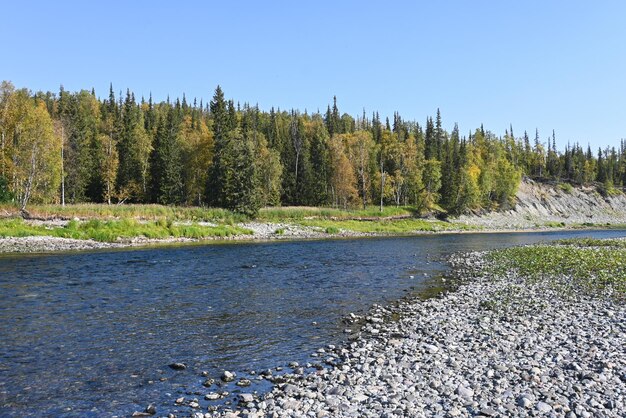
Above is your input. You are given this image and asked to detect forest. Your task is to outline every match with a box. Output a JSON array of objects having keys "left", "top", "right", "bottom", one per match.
[{"left": 1, "top": 80, "right": 625, "bottom": 216}]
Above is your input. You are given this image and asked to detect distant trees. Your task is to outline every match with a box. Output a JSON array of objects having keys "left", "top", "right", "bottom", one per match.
[{"left": 1, "top": 79, "right": 624, "bottom": 215}]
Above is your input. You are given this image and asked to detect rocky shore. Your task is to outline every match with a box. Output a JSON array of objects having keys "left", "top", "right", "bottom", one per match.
[
  {"left": 0, "top": 220, "right": 621, "bottom": 254},
  {"left": 170, "top": 250, "right": 625, "bottom": 418},
  {"left": 2, "top": 179, "right": 625, "bottom": 254},
  {"left": 0, "top": 221, "right": 375, "bottom": 253},
  {"left": 0, "top": 236, "right": 121, "bottom": 253}
]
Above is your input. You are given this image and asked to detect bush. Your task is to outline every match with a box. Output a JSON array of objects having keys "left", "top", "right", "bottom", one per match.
[
  {"left": 325, "top": 226, "right": 340, "bottom": 234},
  {"left": 558, "top": 183, "right": 573, "bottom": 194}
]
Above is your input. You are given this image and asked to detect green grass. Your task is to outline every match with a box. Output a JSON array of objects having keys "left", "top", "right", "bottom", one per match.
[
  {"left": 0, "top": 203, "right": 247, "bottom": 224},
  {"left": 257, "top": 205, "right": 417, "bottom": 221},
  {"left": 0, "top": 218, "right": 252, "bottom": 242},
  {"left": 298, "top": 218, "right": 472, "bottom": 234},
  {"left": 556, "top": 237, "right": 626, "bottom": 248},
  {"left": 486, "top": 240, "right": 626, "bottom": 299},
  {"left": 258, "top": 205, "right": 467, "bottom": 235},
  {"left": 4, "top": 203, "right": 428, "bottom": 225},
  {"left": 0, "top": 219, "right": 50, "bottom": 238}
]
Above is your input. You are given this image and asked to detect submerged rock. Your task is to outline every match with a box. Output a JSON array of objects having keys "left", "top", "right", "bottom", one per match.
[{"left": 168, "top": 362, "right": 187, "bottom": 371}]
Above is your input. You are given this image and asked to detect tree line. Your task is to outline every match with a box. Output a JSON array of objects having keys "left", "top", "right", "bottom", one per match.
[{"left": 1, "top": 80, "right": 625, "bottom": 215}]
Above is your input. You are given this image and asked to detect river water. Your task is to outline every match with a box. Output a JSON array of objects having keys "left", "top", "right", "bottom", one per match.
[{"left": 1, "top": 229, "right": 625, "bottom": 417}]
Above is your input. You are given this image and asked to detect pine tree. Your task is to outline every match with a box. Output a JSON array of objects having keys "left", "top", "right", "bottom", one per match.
[
  {"left": 434, "top": 109, "right": 443, "bottom": 161},
  {"left": 424, "top": 117, "right": 435, "bottom": 160},
  {"left": 219, "top": 128, "right": 261, "bottom": 216},
  {"left": 207, "top": 85, "right": 229, "bottom": 206},
  {"left": 307, "top": 117, "right": 331, "bottom": 205},
  {"left": 59, "top": 90, "right": 101, "bottom": 203},
  {"left": 150, "top": 106, "right": 183, "bottom": 204}
]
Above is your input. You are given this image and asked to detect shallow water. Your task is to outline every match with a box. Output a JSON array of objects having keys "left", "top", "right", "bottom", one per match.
[{"left": 1, "top": 229, "right": 625, "bottom": 417}]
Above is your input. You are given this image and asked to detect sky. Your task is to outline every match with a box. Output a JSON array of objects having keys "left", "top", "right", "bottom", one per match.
[{"left": 2, "top": 0, "right": 625, "bottom": 149}]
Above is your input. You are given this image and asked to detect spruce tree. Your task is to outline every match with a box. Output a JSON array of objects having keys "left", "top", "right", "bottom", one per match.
[
  {"left": 207, "top": 86, "right": 229, "bottom": 206},
  {"left": 219, "top": 128, "right": 261, "bottom": 216},
  {"left": 150, "top": 106, "right": 183, "bottom": 204}
]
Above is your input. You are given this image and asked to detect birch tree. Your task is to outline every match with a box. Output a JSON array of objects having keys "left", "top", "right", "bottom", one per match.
[{"left": 13, "top": 101, "right": 61, "bottom": 210}]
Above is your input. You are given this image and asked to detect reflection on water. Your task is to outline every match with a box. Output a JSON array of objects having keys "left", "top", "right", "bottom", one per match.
[{"left": 1, "top": 229, "right": 625, "bottom": 416}]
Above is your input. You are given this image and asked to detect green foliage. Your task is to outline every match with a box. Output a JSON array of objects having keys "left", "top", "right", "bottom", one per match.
[
  {"left": 0, "top": 218, "right": 251, "bottom": 242},
  {"left": 421, "top": 159, "right": 442, "bottom": 210},
  {"left": 486, "top": 242, "right": 626, "bottom": 299},
  {"left": 207, "top": 85, "right": 229, "bottom": 206},
  {"left": 298, "top": 218, "right": 473, "bottom": 234},
  {"left": 3, "top": 80, "right": 624, "bottom": 217},
  {"left": 218, "top": 129, "right": 261, "bottom": 216},
  {"left": 0, "top": 203, "right": 247, "bottom": 223},
  {"left": 558, "top": 182, "right": 574, "bottom": 194},
  {"left": 257, "top": 205, "right": 414, "bottom": 221},
  {"left": 150, "top": 106, "right": 184, "bottom": 204},
  {"left": 0, "top": 175, "right": 12, "bottom": 202},
  {"left": 556, "top": 238, "right": 626, "bottom": 248},
  {"left": 493, "top": 157, "right": 522, "bottom": 207}
]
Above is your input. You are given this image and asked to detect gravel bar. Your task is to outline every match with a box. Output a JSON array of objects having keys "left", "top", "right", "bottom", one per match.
[
  {"left": 0, "top": 236, "right": 120, "bottom": 253},
  {"left": 180, "top": 251, "right": 626, "bottom": 418}
]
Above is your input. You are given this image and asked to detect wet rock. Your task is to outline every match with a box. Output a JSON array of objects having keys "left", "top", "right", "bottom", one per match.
[
  {"left": 221, "top": 370, "right": 235, "bottom": 382},
  {"left": 185, "top": 248, "right": 626, "bottom": 418},
  {"left": 239, "top": 393, "right": 254, "bottom": 403},
  {"left": 168, "top": 362, "right": 187, "bottom": 370}
]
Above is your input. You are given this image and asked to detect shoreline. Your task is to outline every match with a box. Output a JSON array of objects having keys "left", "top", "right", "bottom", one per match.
[
  {"left": 192, "top": 246, "right": 625, "bottom": 418},
  {"left": 1, "top": 222, "right": 625, "bottom": 254}
]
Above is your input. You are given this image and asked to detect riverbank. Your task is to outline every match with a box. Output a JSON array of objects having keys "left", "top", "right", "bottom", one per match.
[
  {"left": 190, "top": 238, "right": 626, "bottom": 418},
  {"left": 0, "top": 219, "right": 624, "bottom": 254},
  {"left": 2, "top": 177, "right": 626, "bottom": 253}
]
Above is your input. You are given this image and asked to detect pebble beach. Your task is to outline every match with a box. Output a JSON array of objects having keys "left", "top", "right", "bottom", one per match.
[{"left": 189, "top": 250, "right": 626, "bottom": 418}]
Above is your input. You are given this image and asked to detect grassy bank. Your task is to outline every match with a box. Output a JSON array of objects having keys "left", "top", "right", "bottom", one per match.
[
  {"left": 0, "top": 203, "right": 462, "bottom": 237},
  {"left": 0, "top": 203, "right": 247, "bottom": 224},
  {"left": 1, "top": 203, "right": 419, "bottom": 223},
  {"left": 485, "top": 238, "right": 626, "bottom": 300},
  {"left": 257, "top": 205, "right": 417, "bottom": 221},
  {"left": 0, "top": 218, "right": 252, "bottom": 242},
  {"left": 298, "top": 218, "right": 473, "bottom": 234},
  {"left": 1, "top": 203, "right": 623, "bottom": 242}
]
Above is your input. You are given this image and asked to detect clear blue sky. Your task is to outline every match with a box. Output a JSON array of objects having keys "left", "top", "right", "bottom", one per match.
[{"left": 3, "top": 0, "right": 625, "bottom": 149}]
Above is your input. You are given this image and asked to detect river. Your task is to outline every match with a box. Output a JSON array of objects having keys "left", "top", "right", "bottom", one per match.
[{"left": 1, "top": 229, "right": 625, "bottom": 417}]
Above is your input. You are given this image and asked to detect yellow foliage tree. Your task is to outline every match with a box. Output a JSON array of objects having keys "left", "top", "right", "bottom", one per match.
[
  {"left": 13, "top": 101, "right": 61, "bottom": 210},
  {"left": 329, "top": 135, "right": 358, "bottom": 208}
]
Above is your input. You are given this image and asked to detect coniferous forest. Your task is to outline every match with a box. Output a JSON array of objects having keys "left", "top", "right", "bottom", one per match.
[{"left": 1, "top": 80, "right": 625, "bottom": 216}]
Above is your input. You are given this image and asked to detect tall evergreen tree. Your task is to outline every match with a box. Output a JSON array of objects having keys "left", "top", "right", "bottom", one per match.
[
  {"left": 206, "top": 86, "right": 229, "bottom": 205},
  {"left": 150, "top": 105, "right": 183, "bottom": 204}
]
